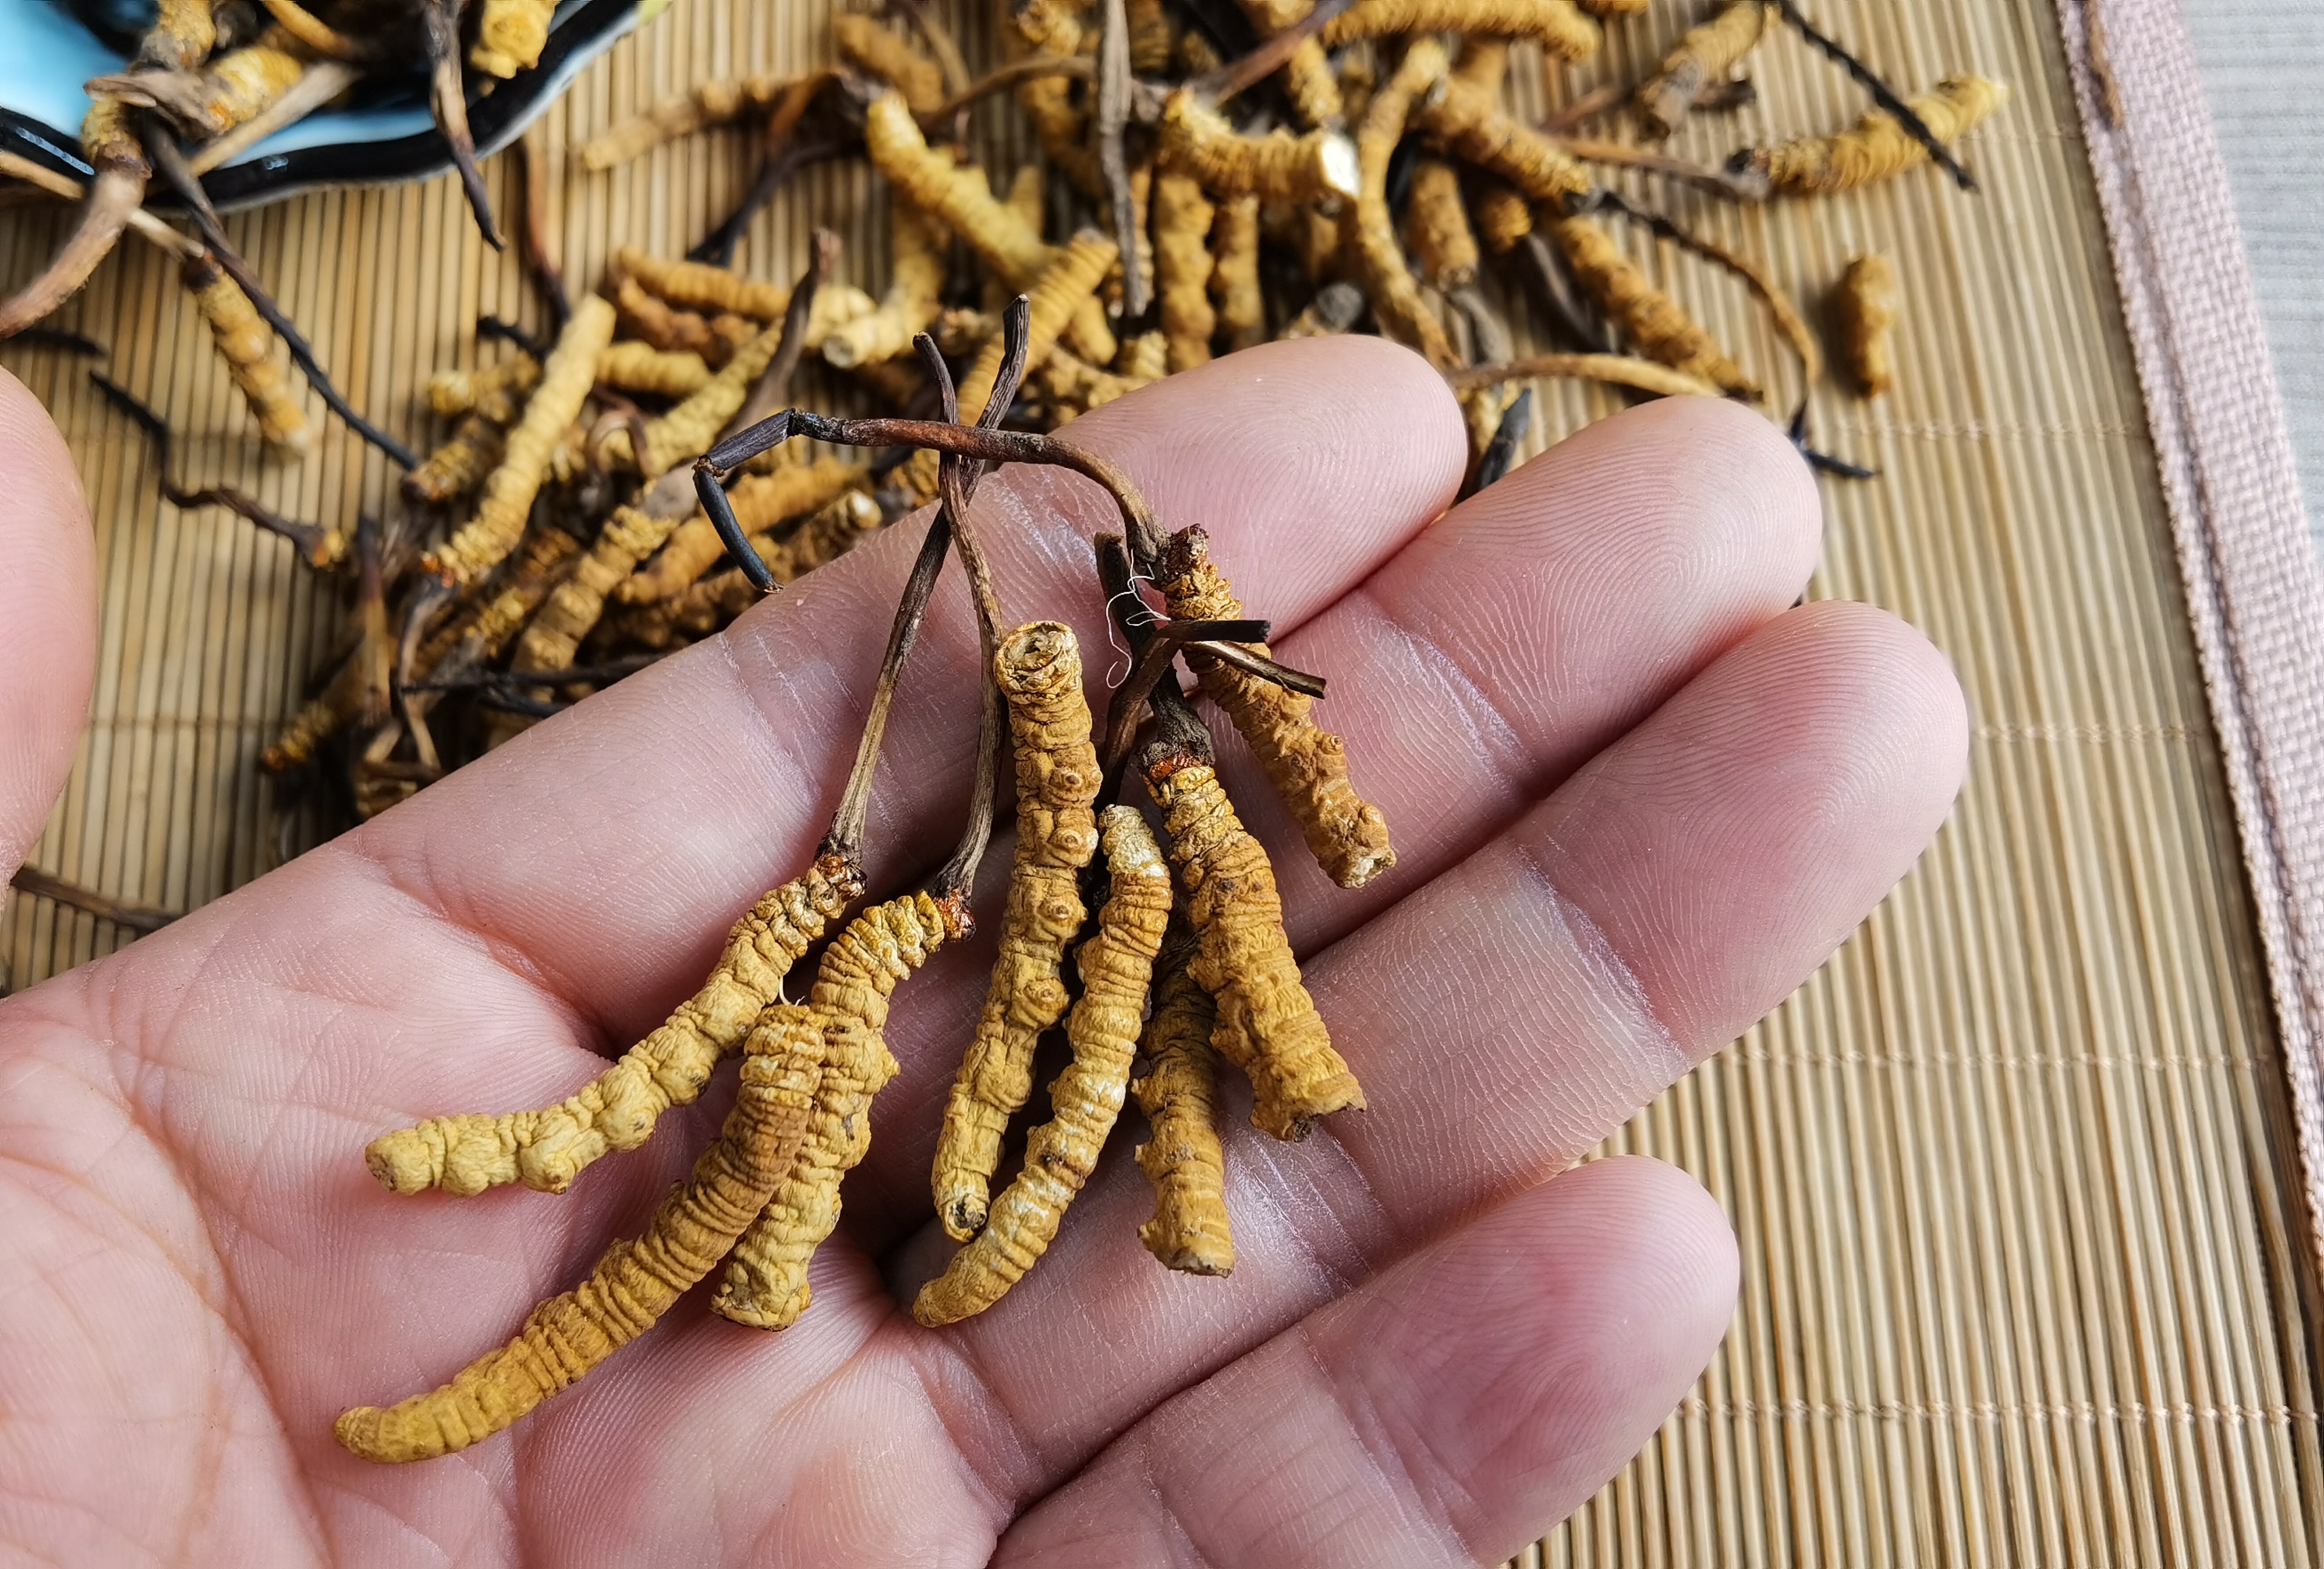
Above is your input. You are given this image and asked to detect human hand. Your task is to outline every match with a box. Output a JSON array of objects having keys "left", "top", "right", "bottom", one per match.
[{"left": 0, "top": 342, "right": 1964, "bottom": 1566}]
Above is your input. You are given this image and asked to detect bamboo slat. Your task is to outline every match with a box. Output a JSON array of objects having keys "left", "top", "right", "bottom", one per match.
[{"left": 0, "top": 0, "right": 2313, "bottom": 1559}]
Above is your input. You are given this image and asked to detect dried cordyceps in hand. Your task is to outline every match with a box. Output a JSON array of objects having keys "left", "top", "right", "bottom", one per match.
[
  {"left": 713, "top": 889, "right": 967, "bottom": 1326},
  {"left": 1146, "top": 746, "right": 1363, "bottom": 1140},
  {"left": 364, "top": 858, "right": 862, "bottom": 1196},
  {"left": 1158, "top": 526, "right": 1395, "bottom": 888},
  {"left": 1730, "top": 76, "right": 2009, "bottom": 197},
  {"left": 915, "top": 803, "right": 1173, "bottom": 1324},
  {"left": 1132, "top": 913, "right": 1235, "bottom": 1275},
  {"left": 933, "top": 621, "right": 1104, "bottom": 1241},
  {"left": 1635, "top": 1, "right": 1774, "bottom": 138},
  {"left": 335, "top": 1002, "right": 826, "bottom": 1461},
  {"left": 1839, "top": 252, "right": 1899, "bottom": 397}
]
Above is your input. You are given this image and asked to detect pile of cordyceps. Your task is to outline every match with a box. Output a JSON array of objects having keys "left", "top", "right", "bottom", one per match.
[
  {"left": 10, "top": 1, "right": 2003, "bottom": 837},
  {"left": 334, "top": 300, "right": 1382, "bottom": 1460}
]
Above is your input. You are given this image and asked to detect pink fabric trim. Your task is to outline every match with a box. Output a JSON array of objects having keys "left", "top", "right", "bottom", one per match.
[{"left": 2063, "top": 0, "right": 2324, "bottom": 1257}]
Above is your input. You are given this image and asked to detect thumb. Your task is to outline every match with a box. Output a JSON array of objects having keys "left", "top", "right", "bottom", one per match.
[{"left": 0, "top": 369, "right": 96, "bottom": 886}]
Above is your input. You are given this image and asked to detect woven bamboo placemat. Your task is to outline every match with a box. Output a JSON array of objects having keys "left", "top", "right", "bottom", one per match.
[{"left": 2, "top": 0, "right": 2317, "bottom": 1559}]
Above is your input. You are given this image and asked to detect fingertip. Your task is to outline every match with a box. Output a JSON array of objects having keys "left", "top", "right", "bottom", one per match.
[
  {"left": 1525, "top": 594, "right": 1972, "bottom": 1055},
  {"left": 1754, "top": 599, "right": 1973, "bottom": 834},
  {"left": 1538, "top": 1155, "right": 1740, "bottom": 1380},
  {"left": 1503, "top": 395, "right": 1820, "bottom": 590},
  {"left": 1302, "top": 1154, "right": 1739, "bottom": 1561},
  {"left": 0, "top": 367, "right": 95, "bottom": 875},
  {"left": 1061, "top": 335, "right": 1468, "bottom": 613}
]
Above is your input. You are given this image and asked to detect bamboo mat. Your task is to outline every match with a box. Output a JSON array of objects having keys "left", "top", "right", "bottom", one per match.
[{"left": 2, "top": 0, "right": 2319, "bottom": 1560}]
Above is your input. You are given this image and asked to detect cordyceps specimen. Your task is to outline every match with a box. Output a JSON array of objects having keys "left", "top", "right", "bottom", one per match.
[
  {"left": 932, "top": 619, "right": 1105, "bottom": 1243},
  {"left": 335, "top": 1001, "right": 830, "bottom": 1462},
  {"left": 1131, "top": 913, "right": 1235, "bottom": 1275},
  {"left": 341, "top": 296, "right": 1396, "bottom": 1442},
  {"left": 915, "top": 801, "right": 1173, "bottom": 1326},
  {"left": 1155, "top": 525, "right": 1393, "bottom": 888}
]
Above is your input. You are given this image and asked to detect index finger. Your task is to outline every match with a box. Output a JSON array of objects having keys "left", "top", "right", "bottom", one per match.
[{"left": 0, "top": 369, "right": 96, "bottom": 879}]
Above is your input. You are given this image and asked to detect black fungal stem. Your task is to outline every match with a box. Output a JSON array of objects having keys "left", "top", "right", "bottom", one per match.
[{"left": 143, "top": 126, "right": 419, "bottom": 468}]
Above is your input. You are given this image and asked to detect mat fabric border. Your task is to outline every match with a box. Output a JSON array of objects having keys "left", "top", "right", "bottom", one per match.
[{"left": 2064, "top": 0, "right": 2324, "bottom": 1264}]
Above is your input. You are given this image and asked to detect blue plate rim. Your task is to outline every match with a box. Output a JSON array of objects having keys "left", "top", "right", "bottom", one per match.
[{"left": 2, "top": 0, "right": 641, "bottom": 211}]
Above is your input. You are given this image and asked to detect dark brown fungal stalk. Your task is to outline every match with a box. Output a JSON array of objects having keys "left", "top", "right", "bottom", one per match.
[
  {"left": 1541, "top": 75, "right": 1755, "bottom": 134},
  {"left": 89, "top": 373, "right": 346, "bottom": 567},
  {"left": 1462, "top": 384, "right": 1531, "bottom": 497},
  {"left": 425, "top": 0, "right": 503, "bottom": 249},
  {"left": 729, "top": 228, "right": 841, "bottom": 438},
  {"left": 519, "top": 127, "right": 570, "bottom": 332},
  {"left": 404, "top": 654, "right": 667, "bottom": 694},
  {"left": 1513, "top": 232, "right": 1613, "bottom": 355},
  {"left": 1187, "top": 0, "right": 1354, "bottom": 107},
  {"left": 0, "top": 117, "right": 146, "bottom": 337},
  {"left": 696, "top": 291, "right": 1169, "bottom": 598},
  {"left": 143, "top": 128, "right": 419, "bottom": 468},
  {"left": 920, "top": 299, "right": 1034, "bottom": 901},
  {"left": 1548, "top": 135, "right": 1763, "bottom": 200},
  {"left": 7, "top": 327, "right": 108, "bottom": 357},
  {"left": 8, "top": 865, "right": 180, "bottom": 935},
  {"left": 688, "top": 73, "right": 846, "bottom": 266},
  {"left": 1095, "top": 0, "right": 1147, "bottom": 318}
]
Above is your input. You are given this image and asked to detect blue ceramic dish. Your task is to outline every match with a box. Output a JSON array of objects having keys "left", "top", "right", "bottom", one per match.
[{"left": 0, "top": 0, "right": 647, "bottom": 210}]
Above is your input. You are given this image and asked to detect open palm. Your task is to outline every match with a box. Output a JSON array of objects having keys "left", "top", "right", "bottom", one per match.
[{"left": 0, "top": 341, "right": 1963, "bottom": 1567}]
